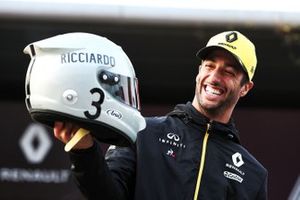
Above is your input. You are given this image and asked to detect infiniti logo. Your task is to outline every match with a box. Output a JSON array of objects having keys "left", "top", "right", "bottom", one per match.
[
  {"left": 159, "top": 132, "right": 186, "bottom": 148},
  {"left": 106, "top": 109, "right": 122, "bottom": 119},
  {"left": 167, "top": 132, "right": 180, "bottom": 142}
]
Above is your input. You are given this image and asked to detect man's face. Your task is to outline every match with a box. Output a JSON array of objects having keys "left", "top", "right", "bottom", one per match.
[{"left": 195, "top": 49, "right": 252, "bottom": 115}]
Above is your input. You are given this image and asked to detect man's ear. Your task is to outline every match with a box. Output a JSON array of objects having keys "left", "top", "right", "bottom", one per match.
[{"left": 240, "top": 81, "right": 254, "bottom": 97}]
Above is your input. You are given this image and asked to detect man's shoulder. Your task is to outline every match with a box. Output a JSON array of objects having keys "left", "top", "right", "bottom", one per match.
[
  {"left": 138, "top": 115, "right": 181, "bottom": 138},
  {"left": 234, "top": 144, "right": 268, "bottom": 175},
  {"left": 145, "top": 116, "right": 167, "bottom": 124},
  {"left": 144, "top": 115, "right": 182, "bottom": 128}
]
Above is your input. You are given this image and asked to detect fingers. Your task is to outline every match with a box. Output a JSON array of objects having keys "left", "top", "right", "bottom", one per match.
[
  {"left": 61, "top": 123, "right": 72, "bottom": 142},
  {"left": 53, "top": 121, "right": 94, "bottom": 149},
  {"left": 53, "top": 121, "right": 79, "bottom": 143},
  {"left": 53, "top": 121, "right": 63, "bottom": 138}
]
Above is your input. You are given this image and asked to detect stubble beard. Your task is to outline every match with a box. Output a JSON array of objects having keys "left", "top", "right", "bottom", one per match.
[{"left": 196, "top": 87, "right": 237, "bottom": 118}]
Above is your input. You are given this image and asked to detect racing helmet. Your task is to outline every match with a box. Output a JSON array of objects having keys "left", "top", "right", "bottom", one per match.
[{"left": 24, "top": 32, "right": 146, "bottom": 146}]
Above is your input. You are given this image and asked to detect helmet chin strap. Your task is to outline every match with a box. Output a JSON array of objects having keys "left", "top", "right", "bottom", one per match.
[{"left": 64, "top": 128, "right": 90, "bottom": 152}]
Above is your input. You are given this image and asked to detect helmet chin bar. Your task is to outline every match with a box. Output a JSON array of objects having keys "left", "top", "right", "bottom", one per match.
[{"left": 30, "top": 109, "right": 133, "bottom": 147}]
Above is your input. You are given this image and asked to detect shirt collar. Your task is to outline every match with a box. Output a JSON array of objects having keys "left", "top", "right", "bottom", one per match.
[{"left": 168, "top": 102, "right": 241, "bottom": 143}]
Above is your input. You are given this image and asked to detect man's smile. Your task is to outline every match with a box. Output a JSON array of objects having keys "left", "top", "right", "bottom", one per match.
[{"left": 203, "top": 84, "right": 225, "bottom": 99}]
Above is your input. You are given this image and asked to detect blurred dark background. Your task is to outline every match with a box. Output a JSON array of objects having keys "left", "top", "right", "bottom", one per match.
[{"left": 0, "top": 2, "right": 300, "bottom": 199}]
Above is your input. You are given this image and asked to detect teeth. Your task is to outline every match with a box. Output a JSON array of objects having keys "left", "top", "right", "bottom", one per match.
[{"left": 206, "top": 86, "right": 221, "bottom": 95}]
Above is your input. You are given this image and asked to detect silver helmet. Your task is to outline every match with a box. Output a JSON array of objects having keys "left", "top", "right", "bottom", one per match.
[{"left": 24, "top": 32, "right": 146, "bottom": 146}]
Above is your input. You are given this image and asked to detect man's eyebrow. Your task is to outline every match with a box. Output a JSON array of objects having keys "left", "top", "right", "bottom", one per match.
[{"left": 224, "top": 62, "right": 243, "bottom": 73}]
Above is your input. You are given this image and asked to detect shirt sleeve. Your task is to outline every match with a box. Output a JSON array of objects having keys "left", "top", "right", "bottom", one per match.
[
  {"left": 256, "top": 171, "right": 268, "bottom": 200},
  {"left": 69, "top": 142, "right": 136, "bottom": 200}
]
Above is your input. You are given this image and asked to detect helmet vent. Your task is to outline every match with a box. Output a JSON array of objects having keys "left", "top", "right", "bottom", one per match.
[{"left": 29, "top": 44, "right": 36, "bottom": 56}]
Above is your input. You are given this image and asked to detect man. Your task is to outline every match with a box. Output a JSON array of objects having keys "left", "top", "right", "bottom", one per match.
[{"left": 54, "top": 31, "right": 268, "bottom": 199}]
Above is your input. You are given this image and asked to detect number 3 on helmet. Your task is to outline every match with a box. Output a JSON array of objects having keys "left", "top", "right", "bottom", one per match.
[{"left": 24, "top": 32, "right": 146, "bottom": 146}]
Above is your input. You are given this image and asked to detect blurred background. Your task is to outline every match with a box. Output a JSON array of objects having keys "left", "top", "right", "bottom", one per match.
[{"left": 0, "top": 0, "right": 299, "bottom": 199}]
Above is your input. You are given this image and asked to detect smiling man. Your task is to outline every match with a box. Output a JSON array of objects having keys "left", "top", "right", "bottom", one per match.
[
  {"left": 53, "top": 31, "right": 268, "bottom": 200},
  {"left": 193, "top": 49, "right": 254, "bottom": 123},
  {"left": 194, "top": 31, "right": 255, "bottom": 124}
]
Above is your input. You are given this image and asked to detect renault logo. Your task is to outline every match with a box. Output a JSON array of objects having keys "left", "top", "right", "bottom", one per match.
[
  {"left": 232, "top": 152, "right": 244, "bottom": 167},
  {"left": 226, "top": 32, "right": 238, "bottom": 43},
  {"left": 19, "top": 123, "right": 52, "bottom": 164}
]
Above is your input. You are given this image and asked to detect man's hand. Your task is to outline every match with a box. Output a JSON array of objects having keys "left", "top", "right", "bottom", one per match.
[{"left": 53, "top": 121, "right": 94, "bottom": 150}]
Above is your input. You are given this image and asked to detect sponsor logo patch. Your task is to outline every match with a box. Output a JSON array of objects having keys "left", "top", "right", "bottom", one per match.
[
  {"left": 224, "top": 171, "right": 243, "bottom": 183},
  {"left": 225, "top": 32, "right": 238, "bottom": 43},
  {"left": 232, "top": 152, "right": 244, "bottom": 167},
  {"left": 158, "top": 132, "right": 186, "bottom": 148},
  {"left": 223, "top": 152, "right": 246, "bottom": 183},
  {"left": 166, "top": 148, "right": 176, "bottom": 158},
  {"left": 106, "top": 109, "right": 123, "bottom": 119}
]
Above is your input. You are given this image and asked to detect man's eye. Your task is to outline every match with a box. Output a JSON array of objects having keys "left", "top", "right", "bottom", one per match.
[
  {"left": 225, "top": 70, "right": 235, "bottom": 76},
  {"left": 204, "top": 64, "right": 214, "bottom": 69}
]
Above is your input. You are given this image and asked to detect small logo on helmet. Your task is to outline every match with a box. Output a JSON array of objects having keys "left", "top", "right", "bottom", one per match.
[{"left": 106, "top": 109, "right": 123, "bottom": 119}]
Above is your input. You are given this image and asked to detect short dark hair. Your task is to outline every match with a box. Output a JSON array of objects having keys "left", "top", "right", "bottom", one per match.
[{"left": 240, "top": 71, "right": 249, "bottom": 86}]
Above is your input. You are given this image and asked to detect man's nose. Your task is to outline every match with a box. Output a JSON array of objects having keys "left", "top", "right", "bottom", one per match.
[{"left": 209, "top": 68, "right": 222, "bottom": 83}]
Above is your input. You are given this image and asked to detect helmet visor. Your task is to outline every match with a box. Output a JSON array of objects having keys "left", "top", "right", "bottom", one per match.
[{"left": 99, "top": 70, "right": 141, "bottom": 110}]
